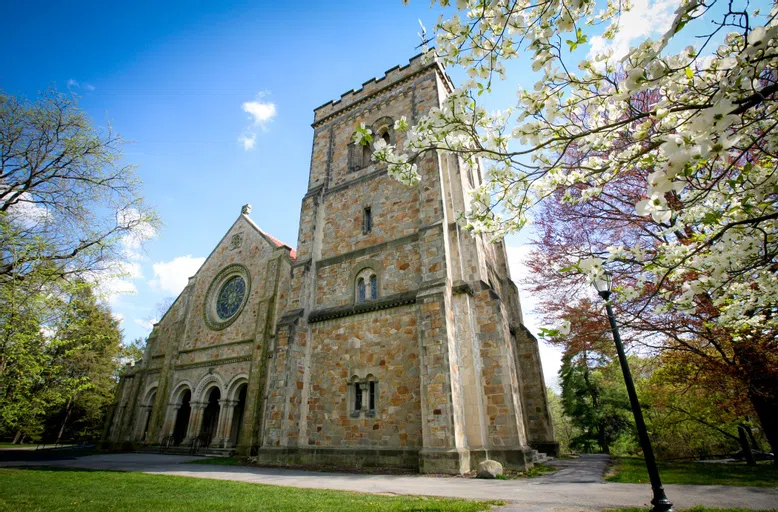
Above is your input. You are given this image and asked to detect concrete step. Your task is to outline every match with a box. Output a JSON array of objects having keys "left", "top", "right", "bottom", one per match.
[{"left": 134, "top": 445, "right": 235, "bottom": 457}]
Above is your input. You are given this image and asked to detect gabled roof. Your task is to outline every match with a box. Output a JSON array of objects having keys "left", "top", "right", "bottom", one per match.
[
  {"left": 241, "top": 214, "right": 297, "bottom": 260},
  {"left": 148, "top": 207, "right": 296, "bottom": 333}
]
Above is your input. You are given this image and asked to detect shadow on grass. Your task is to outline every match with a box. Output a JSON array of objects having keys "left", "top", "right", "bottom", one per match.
[
  {"left": 606, "top": 457, "right": 778, "bottom": 487},
  {"left": 0, "top": 466, "right": 502, "bottom": 512}
]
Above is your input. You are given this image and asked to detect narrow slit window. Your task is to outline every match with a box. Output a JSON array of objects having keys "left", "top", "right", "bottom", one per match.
[
  {"left": 369, "top": 381, "right": 376, "bottom": 411},
  {"left": 354, "top": 382, "right": 362, "bottom": 411},
  {"left": 363, "top": 207, "right": 372, "bottom": 234}
]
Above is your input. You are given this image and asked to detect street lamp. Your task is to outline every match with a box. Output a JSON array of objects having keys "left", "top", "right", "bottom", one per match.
[{"left": 594, "top": 271, "right": 673, "bottom": 512}]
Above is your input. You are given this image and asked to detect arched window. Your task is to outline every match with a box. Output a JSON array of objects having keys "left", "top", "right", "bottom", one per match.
[
  {"left": 357, "top": 277, "right": 366, "bottom": 303},
  {"left": 355, "top": 268, "right": 378, "bottom": 304},
  {"left": 369, "top": 275, "right": 377, "bottom": 301},
  {"left": 371, "top": 117, "right": 395, "bottom": 147}
]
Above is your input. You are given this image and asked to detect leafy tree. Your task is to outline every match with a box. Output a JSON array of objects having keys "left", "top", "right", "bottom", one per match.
[
  {"left": 0, "top": 268, "right": 68, "bottom": 441},
  {"left": 380, "top": 0, "right": 778, "bottom": 455},
  {"left": 119, "top": 337, "right": 146, "bottom": 366},
  {"left": 46, "top": 282, "right": 123, "bottom": 443},
  {"left": 0, "top": 89, "right": 158, "bottom": 284},
  {"left": 559, "top": 351, "right": 633, "bottom": 453},
  {"left": 546, "top": 387, "right": 578, "bottom": 455}
]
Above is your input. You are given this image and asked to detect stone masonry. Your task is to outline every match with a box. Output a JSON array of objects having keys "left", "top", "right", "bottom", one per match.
[{"left": 103, "top": 54, "right": 557, "bottom": 473}]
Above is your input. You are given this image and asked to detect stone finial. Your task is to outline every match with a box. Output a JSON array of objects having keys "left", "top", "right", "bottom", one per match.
[{"left": 241, "top": 204, "right": 252, "bottom": 215}]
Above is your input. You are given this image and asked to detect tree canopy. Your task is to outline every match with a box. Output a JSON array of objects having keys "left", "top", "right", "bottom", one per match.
[
  {"left": 0, "top": 90, "right": 158, "bottom": 285},
  {"left": 371, "top": 0, "right": 778, "bottom": 456}
]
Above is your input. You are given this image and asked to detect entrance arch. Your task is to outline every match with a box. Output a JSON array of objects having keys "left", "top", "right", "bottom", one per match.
[
  {"left": 172, "top": 389, "right": 191, "bottom": 446},
  {"left": 199, "top": 387, "right": 221, "bottom": 445},
  {"left": 230, "top": 384, "right": 248, "bottom": 446}
]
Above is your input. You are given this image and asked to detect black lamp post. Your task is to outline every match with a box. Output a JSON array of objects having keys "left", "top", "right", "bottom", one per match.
[{"left": 594, "top": 271, "right": 673, "bottom": 512}]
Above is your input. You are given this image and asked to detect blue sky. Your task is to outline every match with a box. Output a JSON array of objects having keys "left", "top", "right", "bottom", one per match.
[{"left": 3, "top": 0, "right": 700, "bottom": 387}]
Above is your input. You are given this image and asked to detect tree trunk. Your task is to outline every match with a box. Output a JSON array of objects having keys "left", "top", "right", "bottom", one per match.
[
  {"left": 738, "top": 425, "right": 756, "bottom": 466},
  {"left": 749, "top": 388, "right": 778, "bottom": 464},
  {"left": 56, "top": 399, "right": 73, "bottom": 446},
  {"left": 744, "top": 422, "right": 761, "bottom": 451},
  {"left": 12, "top": 429, "right": 22, "bottom": 444}
]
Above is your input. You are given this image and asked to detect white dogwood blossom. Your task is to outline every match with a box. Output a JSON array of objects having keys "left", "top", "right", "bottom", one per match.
[{"left": 375, "top": 0, "right": 778, "bottom": 333}]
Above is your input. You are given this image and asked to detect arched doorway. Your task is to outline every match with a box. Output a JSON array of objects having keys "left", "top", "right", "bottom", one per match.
[
  {"left": 199, "top": 387, "right": 221, "bottom": 445},
  {"left": 230, "top": 384, "right": 248, "bottom": 446},
  {"left": 172, "top": 390, "right": 191, "bottom": 446}
]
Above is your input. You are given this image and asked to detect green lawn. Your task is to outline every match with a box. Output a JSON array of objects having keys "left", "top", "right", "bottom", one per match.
[
  {"left": 606, "top": 457, "right": 778, "bottom": 487},
  {"left": 0, "top": 468, "right": 502, "bottom": 512}
]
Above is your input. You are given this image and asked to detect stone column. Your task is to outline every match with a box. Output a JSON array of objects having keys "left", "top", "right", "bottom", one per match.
[
  {"left": 184, "top": 402, "right": 205, "bottom": 445},
  {"left": 134, "top": 406, "right": 151, "bottom": 441},
  {"left": 215, "top": 400, "right": 238, "bottom": 448},
  {"left": 161, "top": 403, "right": 180, "bottom": 442}
]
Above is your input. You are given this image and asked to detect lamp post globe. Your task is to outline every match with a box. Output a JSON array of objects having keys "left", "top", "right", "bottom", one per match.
[{"left": 594, "top": 271, "right": 673, "bottom": 512}]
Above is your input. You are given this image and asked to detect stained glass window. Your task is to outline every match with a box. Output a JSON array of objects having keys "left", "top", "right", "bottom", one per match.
[
  {"left": 216, "top": 275, "right": 246, "bottom": 320},
  {"left": 369, "top": 275, "right": 377, "bottom": 300},
  {"left": 357, "top": 278, "right": 366, "bottom": 303}
]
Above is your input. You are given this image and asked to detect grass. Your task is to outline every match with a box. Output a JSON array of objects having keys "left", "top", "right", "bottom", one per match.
[
  {"left": 495, "top": 463, "right": 557, "bottom": 479},
  {"left": 608, "top": 508, "right": 777, "bottom": 512},
  {"left": 0, "top": 467, "right": 502, "bottom": 512},
  {"left": 606, "top": 457, "right": 778, "bottom": 487}
]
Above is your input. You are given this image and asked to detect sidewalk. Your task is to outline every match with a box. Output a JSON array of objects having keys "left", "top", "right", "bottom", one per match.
[{"left": 1, "top": 452, "right": 776, "bottom": 511}]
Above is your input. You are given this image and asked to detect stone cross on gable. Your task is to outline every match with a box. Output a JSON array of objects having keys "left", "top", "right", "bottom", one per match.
[{"left": 241, "top": 204, "right": 252, "bottom": 215}]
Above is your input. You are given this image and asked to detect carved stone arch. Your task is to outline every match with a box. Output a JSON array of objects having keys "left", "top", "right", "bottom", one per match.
[
  {"left": 170, "top": 381, "right": 193, "bottom": 404},
  {"left": 225, "top": 373, "right": 250, "bottom": 401},
  {"left": 142, "top": 382, "right": 159, "bottom": 406},
  {"left": 371, "top": 116, "right": 395, "bottom": 145},
  {"left": 349, "top": 258, "right": 383, "bottom": 304},
  {"left": 193, "top": 372, "right": 226, "bottom": 403}
]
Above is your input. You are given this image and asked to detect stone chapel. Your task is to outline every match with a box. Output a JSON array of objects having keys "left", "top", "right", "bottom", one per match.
[{"left": 103, "top": 54, "right": 557, "bottom": 473}]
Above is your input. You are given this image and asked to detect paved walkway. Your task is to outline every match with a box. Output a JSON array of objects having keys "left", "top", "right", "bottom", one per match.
[{"left": 1, "top": 452, "right": 776, "bottom": 511}]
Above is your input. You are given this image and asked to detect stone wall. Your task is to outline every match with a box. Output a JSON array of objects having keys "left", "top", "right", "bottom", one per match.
[{"left": 305, "top": 306, "right": 422, "bottom": 449}]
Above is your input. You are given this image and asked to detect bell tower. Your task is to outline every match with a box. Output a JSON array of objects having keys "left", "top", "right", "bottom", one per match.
[{"left": 258, "top": 54, "right": 557, "bottom": 473}]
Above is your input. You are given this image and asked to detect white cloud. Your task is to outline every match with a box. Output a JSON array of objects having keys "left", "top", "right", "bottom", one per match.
[
  {"left": 85, "top": 208, "right": 156, "bottom": 304},
  {"left": 148, "top": 255, "right": 205, "bottom": 296},
  {"left": 238, "top": 133, "right": 257, "bottom": 151},
  {"left": 134, "top": 318, "right": 156, "bottom": 331},
  {"left": 118, "top": 207, "right": 157, "bottom": 258},
  {"left": 238, "top": 93, "right": 275, "bottom": 152},
  {"left": 66, "top": 79, "right": 95, "bottom": 91},
  {"left": 506, "top": 244, "right": 564, "bottom": 390},
  {"left": 588, "top": 0, "right": 681, "bottom": 63},
  {"left": 242, "top": 100, "right": 277, "bottom": 125},
  {"left": 112, "top": 312, "right": 125, "bottom": 324},
  {"left": 85, "top": 260, "right": 143, "bottom": 304},
  {"left": 4, "top": 192, "right": 51, "bottom": 228}
]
